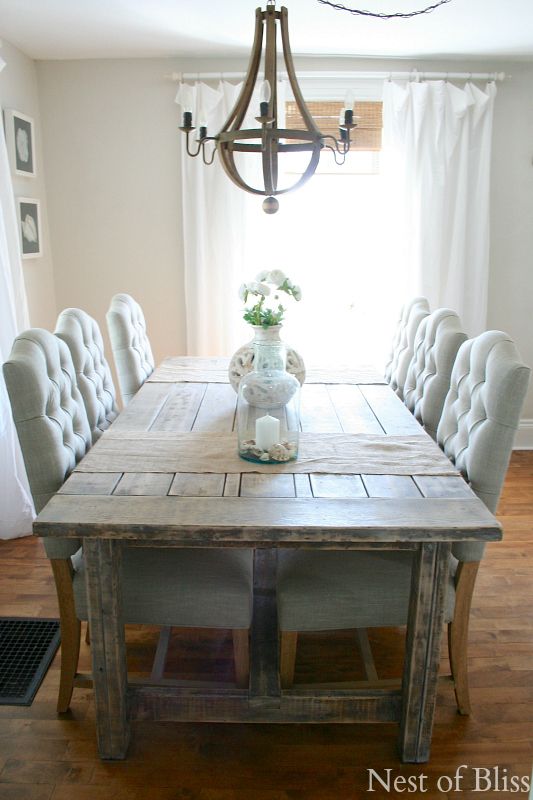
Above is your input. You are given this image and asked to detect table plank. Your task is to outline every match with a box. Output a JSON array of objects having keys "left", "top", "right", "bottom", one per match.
[
  {"left": 362, "top": 475, "right": 422, "bottom": 499},
  {"left": 414, "top": 475, "right": 474, "bottom": 499},
  {"left": 240, "top": 475, "right": 296, "bottom": 498},
  {"left": 59, "top": 472, "right": 122, "bottom": 496},
  {"left": 192, "top": 383, "right": 237, "bottom": 432},
  {"left": 169, "top": 473, "right": 225, "bottom": 497},
  {"left": 310, "top": 474, "right": 367, "bottom": 499},
  {"left": 294, "top": 474, "right": 313, "bottom": 498},
  {"left": 327, "top": 384, "right": 384, "bottom": 434},
  {"left": 110, "top": 383, "right": 175, "bottom": 434},
  {"left": 223, "top": 474, "right": 241, "bottom": 497},
  {"left": 113, "top": 473, "right": 173, "bottom": 497},
  {"left": 300, "top": 384, "right": 342, "bottom": 432},
  {"left": 149, "top": 383, "right": 206, "bottom": 432},
  {"left": 34, "top": 495, "right": 502, "bottom": 543},
  {"left": 359, "top": 384, "right": 425, "bottom": 436}
]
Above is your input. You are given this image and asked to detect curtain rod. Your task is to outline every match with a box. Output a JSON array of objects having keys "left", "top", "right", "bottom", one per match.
[{"left": 166, "top": 69, "right": 506, "bottom": 82}]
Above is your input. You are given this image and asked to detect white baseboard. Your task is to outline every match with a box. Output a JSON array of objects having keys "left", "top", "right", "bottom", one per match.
[{"left": 514, "top": 419, "right": 533, "bottom": 450}]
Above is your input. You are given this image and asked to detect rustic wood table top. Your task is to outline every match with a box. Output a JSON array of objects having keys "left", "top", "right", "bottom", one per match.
[{"left": 34, "top": 359, "right": 501, "bottom": 764}]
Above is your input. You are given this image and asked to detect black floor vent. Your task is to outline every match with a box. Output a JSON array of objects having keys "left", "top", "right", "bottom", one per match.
[{"left": 0, "top": 617, "right": 60, "bottom": 705}]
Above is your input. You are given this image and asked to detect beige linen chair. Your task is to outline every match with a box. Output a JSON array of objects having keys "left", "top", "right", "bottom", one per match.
[
  {"left": 55, "top": 307, "right": 119, "bottom": 443},
  {"left": 403, "top": 308, "right": 467, "bottom": 440},
  {"left": 278, "top": 331, "right": 529, "bottom": 714},
  {"left": 385, "top": 296, "right": 430, "bottom": 400},
  {"left": 106, "top": 293, "right": 154, "bottom": 406},
  {"left": 3, "top": 328, "right": 253, "bottom": 712}
]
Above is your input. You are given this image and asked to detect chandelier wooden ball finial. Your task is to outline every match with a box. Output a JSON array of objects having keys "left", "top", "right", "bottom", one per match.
[{"left": 262, "top": 196, "right": 279, "bottom": 214}]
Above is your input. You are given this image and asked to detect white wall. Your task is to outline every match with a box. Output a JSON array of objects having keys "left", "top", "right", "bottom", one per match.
[
  {"left": 0, "top": 39, "right": 56, "bottom": 329},
  {"left": 36, "top": 55, "right": 533, "bottom": 420},
  {"left": 36, "top": 58, "right": 186, "bottom": 371},
  {"left": 487, "top": 63, "right": 533, "bottom": 426}
]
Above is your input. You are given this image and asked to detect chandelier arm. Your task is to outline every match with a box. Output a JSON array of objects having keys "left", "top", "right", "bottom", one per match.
[
  {"left": 202, "top": 143, "right": 217, "bottom": 166},
  {"left": 323, "top": 142, "right": 347, "bottom": 166},
  {"left": 280, "top": 7, "right": 322, "bottom": 138},
  {"left": 322, "top": 134, "right": 349, "bottom": 157},
  {"left": 220, "top": 8, "right": 264, "bottom": 134},
  {"left": 185, "top": 131, "right": 203, "bottom": 158}
]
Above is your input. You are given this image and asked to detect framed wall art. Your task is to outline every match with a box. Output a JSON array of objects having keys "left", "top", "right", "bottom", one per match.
[
  {"left": 4, "top": 109, "right": 36, "bottom": 177},
  {"left": 17, "top": 198, "right": 41, "bottom": 258}
]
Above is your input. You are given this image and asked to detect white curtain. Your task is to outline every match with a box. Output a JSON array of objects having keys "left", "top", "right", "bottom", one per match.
[
  {"left": 177, "top": 81, "right": 248, "bottom": 356},
  {"left": 0, "top": 60, "right": 35, "bottom": 538},
  {"left": 382, "top": 80, "right": 496, "bottom": 334}
]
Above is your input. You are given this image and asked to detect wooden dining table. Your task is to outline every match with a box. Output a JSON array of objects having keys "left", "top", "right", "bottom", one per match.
[{"left": 33, "top": 357, "right": 501, "bottom": 763}]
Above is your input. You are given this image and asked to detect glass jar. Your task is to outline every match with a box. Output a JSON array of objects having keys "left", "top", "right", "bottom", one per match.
[{"left": 237, "top": 328, "right": 301, "bottom": 464}]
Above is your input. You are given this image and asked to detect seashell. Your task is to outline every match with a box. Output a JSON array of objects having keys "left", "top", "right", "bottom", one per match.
[
  {"left": 268, "top": 443, "right": 291, "bottom": 462},
  {"left": 250, "top": 447, "right": 264, "bottom": 459},
  {"left": 259, "top": 452, "right": 270, "bottom": 461}
]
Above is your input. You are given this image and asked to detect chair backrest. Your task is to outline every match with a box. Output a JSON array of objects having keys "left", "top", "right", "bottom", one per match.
[
  {"left": 437, "top": 331, "right": 530, "bottom": 561},
  {"left": 55, "top": 308, "right": 119, "bottom": 443},
  {"left": 106, "top": 293, "right": 154, "bottom": 406},
  {"left": 385, "top": 296, "right": 430, "bottom": 400},
  {"left": 403, "top": 309, "right": 467, "bottom": 441},
  {"left": 3, "top": 328, "right": 91, "bottom": 515}
]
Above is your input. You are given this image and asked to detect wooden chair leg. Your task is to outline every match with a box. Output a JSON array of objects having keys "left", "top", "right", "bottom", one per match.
[
  {"left": 50, "top": 559, "right": 81, "bottom": 713},
  {"left": 448, "top": 560, "right": 480, "bottom": 716},
  {"left": 280, "top": 631, "right": 298, "bottom": 689},
  {"left": 232, "top": 629, "right": 250, "bottom": 689}
]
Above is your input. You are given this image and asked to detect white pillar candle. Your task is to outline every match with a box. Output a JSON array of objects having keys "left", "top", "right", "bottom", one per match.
[{"left": 255, "top": 414, "right": 280, "bottom": 451}]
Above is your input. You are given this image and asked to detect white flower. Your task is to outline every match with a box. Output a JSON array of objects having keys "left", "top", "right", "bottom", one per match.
[
  {"left": 292, "top": 285, "right": 302, "bottom": 301},
  {"left": 269, "top": 269, "right": 286, "bottom": 287},
  {"left": 248, "top": 281, "right": 270, "bottom": 297},
  {"left": 255, "top": 269, "right": 269, "bottom": 282},
  {"left": 238, "top": 283, "right": 248, "bottom": 301}
]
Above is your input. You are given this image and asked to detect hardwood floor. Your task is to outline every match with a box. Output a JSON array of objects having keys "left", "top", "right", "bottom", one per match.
[{"left": 1, "top": 452, "right": 532, "bottom": 799}]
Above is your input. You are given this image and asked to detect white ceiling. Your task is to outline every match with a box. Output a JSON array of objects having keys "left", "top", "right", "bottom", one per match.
[{"left": 0, "top": 0, "right": 532, "bottom": 61}]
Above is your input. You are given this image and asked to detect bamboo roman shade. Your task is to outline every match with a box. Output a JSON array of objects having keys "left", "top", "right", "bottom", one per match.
[{"left": 285, "top": 100, "right": 383, "bottom": 151}]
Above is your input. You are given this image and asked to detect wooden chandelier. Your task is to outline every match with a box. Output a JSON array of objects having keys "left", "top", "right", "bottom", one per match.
[{"left": 178, "top": 2, "right": 355, "bottom": 214}]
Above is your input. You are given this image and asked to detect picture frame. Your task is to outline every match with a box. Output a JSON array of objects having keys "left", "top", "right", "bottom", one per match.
[
  {"left": 17, "top": 198, "right": 42, "bottom": 258},
  {"left": 4, "top": 109, "right": 36, "bottom": 177}
]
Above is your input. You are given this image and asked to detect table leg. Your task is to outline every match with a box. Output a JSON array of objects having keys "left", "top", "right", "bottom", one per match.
[
  {"left": 250, "top": 549, "right": 280, "bottom": 707},
  {"left": 399, "top": 542, "right": 449, "bottom": 763},
  {"left": 84, "top": 539, "right": 130, "bottom": 760}
]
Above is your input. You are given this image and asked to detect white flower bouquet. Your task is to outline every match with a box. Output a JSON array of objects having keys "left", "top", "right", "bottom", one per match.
[{"left": 239, "top": 270, "right": 302, "bottom": 328}]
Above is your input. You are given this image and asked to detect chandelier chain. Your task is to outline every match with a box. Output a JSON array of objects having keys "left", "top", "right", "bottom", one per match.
[{"left": 317, "top": 0, "right": 452, "bottom": 19}]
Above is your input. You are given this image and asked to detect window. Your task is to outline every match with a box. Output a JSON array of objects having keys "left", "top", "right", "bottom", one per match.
[{"left": 243, "top": 90, "right": 400, "bottom": 369}]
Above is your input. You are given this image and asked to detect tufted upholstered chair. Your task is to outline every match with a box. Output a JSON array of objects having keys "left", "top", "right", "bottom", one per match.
[
  {"left": 403, "top": 309, "right": 467, "bottom": 441},
  {"left": 55, "top": 308, "right": 119, "bottom": 443},
  {"left": 278, "top": 331, "right": 529, "bottom": 714},
  {"left": 3, "top": 329, "right": 253, "bottom": 712},
  {"left": 385, "top": 297, "right": 430, "bottom": 400},
  {"left": 106, "top": 293, "right": 154, "bottom": 406}
]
